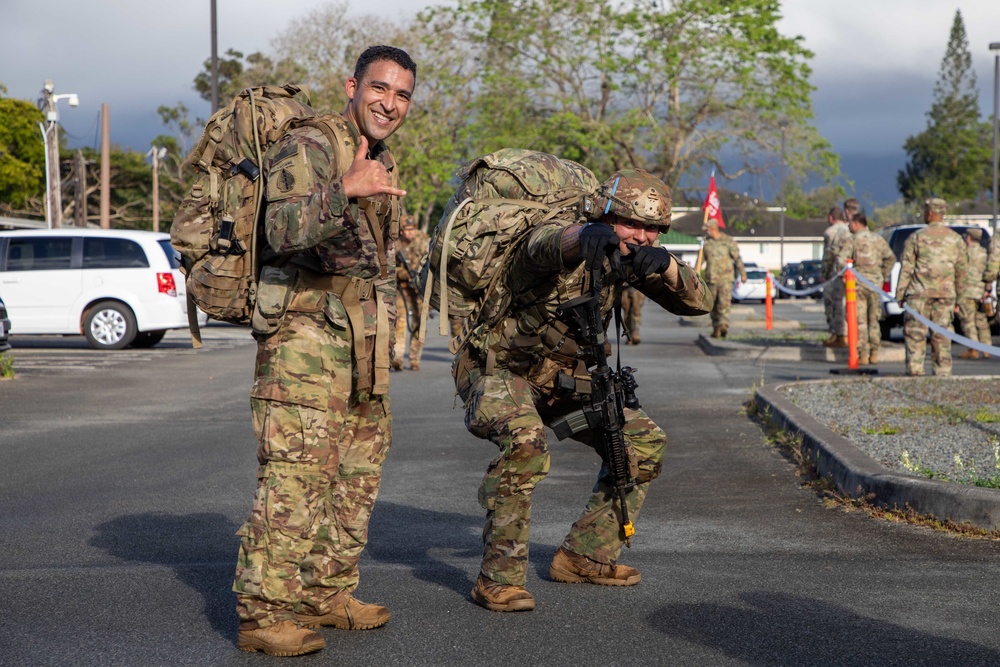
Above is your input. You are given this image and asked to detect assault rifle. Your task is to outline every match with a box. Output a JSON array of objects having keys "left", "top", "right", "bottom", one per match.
[
  {"left": 551, "top": 266, "right": 640, "bottom": 546},
  {"left": 395, "top": 249, "right": 420, "bottom": 334}
]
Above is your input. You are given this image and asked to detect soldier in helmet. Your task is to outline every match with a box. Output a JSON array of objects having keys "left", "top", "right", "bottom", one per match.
[
  {"left": 896, "top": 198, "right": 967, "bottom": 376},
  {"left": 453, "top": 168, "right": 710, "bottom": 613},
  {"left": 956, "top": 227, "right": 992, "bottom": 360},
  {"left": 701, "top": 218, "right": 747, "bottom": 338},
  {"left": 393, "top": 215, "right": 429, "bottom": 370}
]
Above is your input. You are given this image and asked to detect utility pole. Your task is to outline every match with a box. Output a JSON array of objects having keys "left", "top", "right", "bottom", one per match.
[
  {"left": 778, "top": 120, "right": 788, "bottom": 268},
  {"left": 211, "top": 0, "right": 219, "bottom": 113},
  {"left": 38, "top": 80, "right": 79, "bottom": 228},
  {"left": 146, "top": 146, "right": 166, "bottom": 232},
  {"left": 991, "top": 42, "right": 1000, "bottom": 235},
  {"left": 100, "top": 104, "right": 110, "bottom": 229},
  {"left": 74, "top": 150, "right": 87, "bottom": 227}
]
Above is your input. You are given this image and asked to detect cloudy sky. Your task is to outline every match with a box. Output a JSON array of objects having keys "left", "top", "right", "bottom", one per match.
[{"left": 3, "top": 0, "right": 1000, "bottom": 205}]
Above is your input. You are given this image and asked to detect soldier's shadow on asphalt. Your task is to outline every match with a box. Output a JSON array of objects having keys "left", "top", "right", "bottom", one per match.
[
  {"left": 648, "top": 591, "right": 1000, "bottom": 665},
  {"left": 89, "top": 512, "right": 238, "bottom": 640},
  {"left": 365, "top": 501, "right": 487, "bottom": 598}
]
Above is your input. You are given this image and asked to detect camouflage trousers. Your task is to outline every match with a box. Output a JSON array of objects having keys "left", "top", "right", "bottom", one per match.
[
  {"left": 854, "top": 284, "right": 883, "bottom": 357},
  {"left": 824, "top": 278, "right": 846, "bottom": 336},
  {"left": 394, "top": 285, "right": 424, "bottom": 367},
  {"left": 904, "top": 296, "right": 955, "bottom": 376},
  {"left": 621, "top": 288, "right": 645, "bottom": 342},
  {"left": 957, "top": 298, "right": 992, "bottom": 346},
  {"left": 707, "top": 281, "right": 734, "bottom": 329},
  {"left": 234, "top": 308, "right": 392, "bottom": 628},
  {"left": 457, "top": 366, "right": 665, "bottom": 587}
]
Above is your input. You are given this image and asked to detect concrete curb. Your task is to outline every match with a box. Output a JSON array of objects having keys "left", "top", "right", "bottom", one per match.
[
  {"left": 756, "top": 381, "right": 1000, "bottom": 531},
  {"left": 697, "top": 334, "right": 906, "bottom": 363}
]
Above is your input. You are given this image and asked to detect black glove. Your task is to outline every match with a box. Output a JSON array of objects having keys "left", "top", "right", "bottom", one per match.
[
  {"left": 625, "top": 244, "right": 672, "bottom": 276},
  {"left": 579, "top": 223, "right": 621, "bottom": 271}
]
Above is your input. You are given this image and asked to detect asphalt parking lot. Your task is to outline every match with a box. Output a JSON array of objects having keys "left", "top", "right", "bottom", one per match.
[{"left": 1, "top": 302, "right": 999, "bottom": 666}]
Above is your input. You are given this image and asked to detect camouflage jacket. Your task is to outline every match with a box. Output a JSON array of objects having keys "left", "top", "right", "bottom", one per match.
[
  {"left": 984, "top": 233, "right": 1000, "bottom": 284},
  {"left": 395, "top": 229, "right": 429, "bottom": 287},
  {"left": 837, "top": 228, "right": 894, "bottom": 283},
  {"left": 896, "top": 221, "right": 967, "bottom": 300},
  {"left": 822, "top": 221, "right": 851, "bottom": 279},
  {"left": 960, "top": 242, "right": 988, "bottom": 300},
  {"left": 702, "top": 233, "right": 746, "bottom": 284},
  {"left": 467, "top": 220, "right": 710, "bottom": 391}
]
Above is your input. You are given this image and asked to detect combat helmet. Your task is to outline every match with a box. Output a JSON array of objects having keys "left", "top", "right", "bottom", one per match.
[{"left": 597, "top": 169, "right": 671, "bottom": 229}]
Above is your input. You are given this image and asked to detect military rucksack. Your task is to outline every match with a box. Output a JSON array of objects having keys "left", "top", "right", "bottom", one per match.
[
  {"left": 419, "top": 149, "right": 600, "bottom": 347},
  {"left": 170, "top": 84, "right": 357, "bottom": 338}
]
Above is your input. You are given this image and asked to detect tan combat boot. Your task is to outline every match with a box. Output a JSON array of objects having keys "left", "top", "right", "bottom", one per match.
[
  {"left": 237, "top": 620, "right": 325, "bottom": 657},
  {"left": 710, "top": 327, "right": 721, "bottom": 338},
  {"left": 958, "top": 349, "right": 980, "bottom": 360},
  {"left": 408, "top": 361, "right": 421, "bottom": 371},
  {"left": 983, "top": 352, "right": 992, "bottom": 359},
  {"left": 296, "top": 595, "right": 391, "bottom": 630},
  {"left": 470, "top": 574, "right": 535, "bottom": 612},
  {"left": 548, "top": 546, "right": 641, "bottom": 586},
  {"left": 857, "top": 352, "right": 869, "bottom": 366},
  {"left": 868, "top": 349, "right": 879, "bottom": 364},
  {"left": 822, "top": 334, "right": 837, "bottom": 345},
  {"left": 391, "top": 358, "right": 404, "bottom": 371},
  {"left": 719, "top": 325, "right": 729, "bottom": 338},
  {"left": 824, "top": 335, "right": 849, "bottom": 348}
]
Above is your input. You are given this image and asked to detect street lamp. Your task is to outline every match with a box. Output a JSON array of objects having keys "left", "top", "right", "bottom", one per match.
[
  {"left": 991, "top": 42, "right": 999, "bottom": 235},
  {"left": 38, "top": 80, "right": 79, "bottom": 228},
  {"left": 146, "top": 146, "right": 167, "bottom": 232},
  {"left": 778, "top": 120, "right": 789, "bottom": 268}
]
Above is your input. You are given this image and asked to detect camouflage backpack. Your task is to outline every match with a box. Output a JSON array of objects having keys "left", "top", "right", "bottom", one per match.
[
  {"left": 419, "top": 149, "right": 600, "bottom": 347},
  {"left": 170, "top": 84, "right": 356, "bottom": 337}
]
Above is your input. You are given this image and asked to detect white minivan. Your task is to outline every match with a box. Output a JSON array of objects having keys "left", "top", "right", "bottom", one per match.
[{"left": 0, "top": 228, "right": 204, "bottom": 349}]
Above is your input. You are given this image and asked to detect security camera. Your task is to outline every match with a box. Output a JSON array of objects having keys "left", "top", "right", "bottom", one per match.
[{"left": 67, "top": 94, "right": 79, "bottom": 107}]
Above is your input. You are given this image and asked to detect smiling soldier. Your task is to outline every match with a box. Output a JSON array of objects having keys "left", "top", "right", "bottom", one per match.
[{"left": 232, "top": 45, "right": 416, "bottom": 657}]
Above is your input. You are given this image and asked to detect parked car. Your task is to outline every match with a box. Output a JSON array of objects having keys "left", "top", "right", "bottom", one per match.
[
  {"left": 878, "top": 223, "right": 993, "bottom": 337},
  {"left": 0, "top": 229, "right": 206, "bottom": 350},
  {"left": 777, "top": 262, "right": 801, "bottom": 299},
  {"left": 797, "top": 260, "right": 824, "bottom": 299},
  {"left": 0, "top": 295, "right": 10, "bottom": 353},
  {"left": 733, "top": 267, "right": 777, "bottom": 303}
]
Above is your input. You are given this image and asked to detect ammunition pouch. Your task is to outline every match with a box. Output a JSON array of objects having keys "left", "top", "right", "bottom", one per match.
[{"left": 251, "top": 265, "right": 298, "bottom": 335}]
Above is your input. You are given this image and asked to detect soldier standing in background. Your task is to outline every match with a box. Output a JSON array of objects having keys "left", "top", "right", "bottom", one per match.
[
  {"left": 621, "top": 286, "right": 645, "bottom": 344},
  {"left": 701, "top": 218, "right": 746, "bottom": 338},
  {"left": 896, "top": 198, "right": 967, "bottom": 377},
  {"left": 394, "top": 216, "right": 429, "bottom": 370},
  {"left": 821, "top": 205, "right": 851, "bottom": 348},
  {"left": 233, "top": 45, "right": 416, "bottom": 657},
  {"left": 837, "top": 213, "right": 894, "bottom": 365},
  {"left": 956, "top": 228, "right": 991, "bottom": 359}
]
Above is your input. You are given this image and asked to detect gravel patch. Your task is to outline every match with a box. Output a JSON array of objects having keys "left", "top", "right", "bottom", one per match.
[{"left": 778, "top": 377, "right": 1000, "bottom": 485}]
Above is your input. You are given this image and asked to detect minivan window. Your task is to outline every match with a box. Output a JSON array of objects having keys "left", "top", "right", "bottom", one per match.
[
  {"left": 83, "top": 238, "right": 150, "bottom": 269},
  {"left": 157, "top": 239, "right": 181, "bottom": 269},
  {"left": 6, "top": 237, "right": 73, "bottom": 271}
]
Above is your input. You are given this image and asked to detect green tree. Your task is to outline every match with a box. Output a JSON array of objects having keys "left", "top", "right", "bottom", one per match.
[
  {"left": 0, "top": 85, "right": 46, "bottom": 215},
  {"left": 898, "top": 10, "right": 991, "bottom": 204},
  {"left": 194, "top": 49, "right": 309, "bottom": 109}
]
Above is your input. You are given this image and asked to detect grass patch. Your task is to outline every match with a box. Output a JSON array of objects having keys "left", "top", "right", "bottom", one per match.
[
  {"left": 887, "top": 404, "right": 970, "bottom": 425},
  {"left": 0, "top": 352, "right": 14, "bottom": 380},
  {"left": 861, "top": 424, "right": 901, "bottom": 436},
  {"left": 974, "top": 409, "right": 1000, "bottom": 424}
]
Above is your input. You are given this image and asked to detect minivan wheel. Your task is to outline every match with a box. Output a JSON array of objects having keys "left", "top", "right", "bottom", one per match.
[
  {"left": 83, "top": 301, "right": 137, "bottom": 350},
  {"left": 132, "top": 329, "right": 166, "bottom": 348}
]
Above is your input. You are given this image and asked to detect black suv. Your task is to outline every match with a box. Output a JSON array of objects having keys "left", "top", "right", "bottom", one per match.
[{"left": 0, "top": 295, "right": 10, "bottom": 353}]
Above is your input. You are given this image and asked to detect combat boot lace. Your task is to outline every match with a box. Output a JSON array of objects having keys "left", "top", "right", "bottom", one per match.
[
  {"left": 548, "top": 546, "right": 641, "bottom": 587},
  {"left": 237, "top": 620, "right": 325, "bottom": 657},
  {"left": 295, "top": 595, "right": 391, "bottom": 630},
  {"left": 470, "top": 574, "right": 535, "bottom": 612}
]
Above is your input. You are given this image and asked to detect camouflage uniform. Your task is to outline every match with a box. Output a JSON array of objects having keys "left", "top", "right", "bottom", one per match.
[
  {"left": 394, "top": 225, "right": 429, "bottom": 369},
  {"left": 233, "top": 113, "right": 401, "bottom": 629},
  {"left": 837, "top": 227, "right": 894, "bottom": 360},
  {"left": 701, "top": 230, "right": 746, "bottom": 331},
  {"left": 956, "top": 231, "right": 991, "bottom": 349},
  {"left": 454, "top": 217, "right": 711, "bottom": 587},
  {"left": 896, "top": 214, "right": 967, "bottom": 377},
  {"left": 621, "top": 286, "right": 645, "bottom": 344},
  {"left": 822, "top": 220, "right": 851, "bottom": 336}
]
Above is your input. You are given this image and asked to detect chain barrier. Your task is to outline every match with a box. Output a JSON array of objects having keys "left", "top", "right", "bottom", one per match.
[{"left": 851, "top": 271, "right": 1000, "bottom": 358}]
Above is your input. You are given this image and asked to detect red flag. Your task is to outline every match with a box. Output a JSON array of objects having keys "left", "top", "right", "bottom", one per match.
[{"left": 703, "top": 173, "right": 725, "bottom": 228}]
